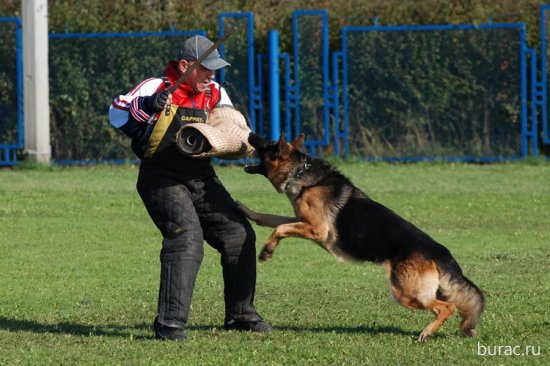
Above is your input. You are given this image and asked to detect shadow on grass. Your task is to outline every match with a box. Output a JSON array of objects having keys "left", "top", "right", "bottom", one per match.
[
  {"left": 0, "top": 316, "right": 418, "bottom": 338},
  {"left": 0, "top": 317, "right": 240, "bottom": 339},
  {"left": 0, "top": 316, "right": 154, "bottom": 340},
  {"left": 186, "top": 323, "right": 418, "bottom": 338},
  {"left": 273, "top": 324, "right": 418, "bottom": 337}
]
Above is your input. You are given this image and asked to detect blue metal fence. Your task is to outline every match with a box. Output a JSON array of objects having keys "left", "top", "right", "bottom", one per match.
[
  {"left": 0, "top": 17, "right": 23, "bottom": 166},
  {"left": 218, "top": 12, "right": 260, "bottom": 133},
  {"left": 290, "top": 10, "right": 330, "bottom": 156},
  {"left": 539, "top": 5, "right": 550, "bottom": 145},
  {"left": 48, "top": 29, "right": 206, "bottom": 163},
  {"left": 341, "top": 23, "right": 531, "bottom": 162},
  {"left": 2, "top": 7, "right": 550, "bottom": 166},
  {"left": 526, "top": 46, "right": 539, "bottom": 158}
]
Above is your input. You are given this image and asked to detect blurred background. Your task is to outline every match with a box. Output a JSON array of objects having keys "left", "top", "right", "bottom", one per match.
[{"left": 1, "top": 0, "right": 549, "bottom": 165}]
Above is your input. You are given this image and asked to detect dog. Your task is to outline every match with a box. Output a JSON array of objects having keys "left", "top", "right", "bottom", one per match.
[{"left": 235, "top": 132, "right": 485, "bottom": 342}]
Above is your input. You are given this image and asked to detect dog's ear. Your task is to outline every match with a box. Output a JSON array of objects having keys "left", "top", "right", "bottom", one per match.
[
  {"left": 291, "top": 133, "right": 305, "bottom": 151},
  {"left": 278, "top": 130, "right": 290, "bottom": 156},
  {"left": 278, "top": 130, "right": 287, "bottom": 145}
]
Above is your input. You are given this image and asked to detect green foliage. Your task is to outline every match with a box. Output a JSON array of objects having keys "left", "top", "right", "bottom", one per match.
[
  {"left": 295, "top": 13, "right": 327, "bottom": 143},
  {"left": 0, "top": 1, "right": 545, "bottom": 55},
  {"left": 0, "top": 1, "right": 547, "bottom": 161},
  {"left": 0, "top": 0, "right": 545, "bottom": 52},
  {"left": 0, "top": 162, "right": 549, "bottom": 364},
  {"left": 346, "top": 27, "right": 523, "bottom": 158},
  {"left": 0, "top": 20, "right": 19, "bottom": 145},
  {"left": 48, "top": 35, "right": 197, "bottom": 160},
  {"left": 219, "top": 16, "right": 254, "bottom": 122}
]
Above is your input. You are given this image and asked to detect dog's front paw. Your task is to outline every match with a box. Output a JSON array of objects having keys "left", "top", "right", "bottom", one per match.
[
  {"left": 417, "top": 330, "right": 432, "bottom": 342},
  {"left": 461, "top": 328, "right": 476, "bottom": 338},
  {"left": 259, "top": 246, "right": 274, "bottom": 262}
]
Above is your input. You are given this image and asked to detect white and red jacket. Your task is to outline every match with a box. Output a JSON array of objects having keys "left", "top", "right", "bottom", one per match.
[{"left": 108, "top": 61, "right": 233, "bottom": 175}]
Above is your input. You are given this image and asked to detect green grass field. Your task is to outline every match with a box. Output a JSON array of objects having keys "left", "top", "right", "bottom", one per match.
[{"left": 0, "top": 161, "right": 549, "bottom": 365}]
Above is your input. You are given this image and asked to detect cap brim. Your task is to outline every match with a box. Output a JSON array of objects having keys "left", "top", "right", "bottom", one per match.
[{"left": 201, "top": 57, "right": 231, "bottom": 71}]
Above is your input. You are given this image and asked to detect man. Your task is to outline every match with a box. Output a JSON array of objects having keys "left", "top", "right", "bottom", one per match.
[{"left": 108, "top": 35, "right": 271, "bottom": 340}]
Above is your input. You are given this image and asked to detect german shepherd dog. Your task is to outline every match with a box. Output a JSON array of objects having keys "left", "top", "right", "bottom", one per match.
[{"left": 236, "top": 132, "right": 485, "bottom": 341}]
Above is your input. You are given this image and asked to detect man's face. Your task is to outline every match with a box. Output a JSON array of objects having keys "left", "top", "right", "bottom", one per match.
[{"left": 178, "top": 60, "right": 215, "bottom": 93}]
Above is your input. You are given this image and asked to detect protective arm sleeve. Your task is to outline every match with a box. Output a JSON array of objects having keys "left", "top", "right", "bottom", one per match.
[{"left": 108, "top": 77, "right": 165, "bottom": 134}]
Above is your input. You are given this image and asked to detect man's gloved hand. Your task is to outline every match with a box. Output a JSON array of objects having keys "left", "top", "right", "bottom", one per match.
[
  {"left": 130, "top": 89, "right": 170, "bottom": 122},
  {"left": 143, "top": 89, "right": 171, "bottom": 113},
  {"left": 130, "top": 89, "right": 171, "bottom": 123}
]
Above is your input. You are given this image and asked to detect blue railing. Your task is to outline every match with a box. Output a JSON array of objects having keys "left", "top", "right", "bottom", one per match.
[
  {"left": 539, "top": 5, "right": 550, "bottom": 145},
  {"left": 218, "top": 12, "right": 259, "bottom": 133},
  {"left": 0, "top": 17, "right": 23, "bottom": 166},
  {"left": 291, "top": 10, "right": 330, "bottom": 156},
  {"left": 3, "top": 7, "right": 550, "bottom": 166},
  {"left": 341, "top": 23, "right": 530, "bottom": 162}
]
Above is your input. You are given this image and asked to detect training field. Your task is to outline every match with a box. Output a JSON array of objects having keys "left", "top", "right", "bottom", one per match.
[{"left": 0, "top": 162, "right": 548, "bottom": 365}]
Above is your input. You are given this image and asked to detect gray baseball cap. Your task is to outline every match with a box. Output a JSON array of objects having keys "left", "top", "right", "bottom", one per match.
[{"left": 178, "top": 35, "right": 231, "bottom": 70}]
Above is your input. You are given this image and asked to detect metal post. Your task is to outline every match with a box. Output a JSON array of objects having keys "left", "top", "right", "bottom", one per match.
[
  {"left": 22, "top": 0, "right": 51, "bottom": 162},
  {"left": 268, "top": 30, "right": 280, "bottom": 140}
]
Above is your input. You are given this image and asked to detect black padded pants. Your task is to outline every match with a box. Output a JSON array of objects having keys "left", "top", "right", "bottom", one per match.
[{"left": 137, "top": 165, "right": 259, "bottom": 328}]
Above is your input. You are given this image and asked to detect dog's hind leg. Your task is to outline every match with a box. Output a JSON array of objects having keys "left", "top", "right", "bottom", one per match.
[
  {"left": 438, "top": 272, "right": 484, "bottom": 338},
  {"left": 417, "top": 299, "right": 456, "bottom": 342},
  {"left": 386, "top": 259, "right": 455, "bottom": 342}
]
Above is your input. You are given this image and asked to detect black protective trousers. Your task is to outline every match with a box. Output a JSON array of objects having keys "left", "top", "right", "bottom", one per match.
[{"left": 136, "top": 163, "right": 259, "bottom": 328}]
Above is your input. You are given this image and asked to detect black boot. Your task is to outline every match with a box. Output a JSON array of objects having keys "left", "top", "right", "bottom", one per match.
[
  {"left": 153, "top": 316, "right": 187, "bottom": 341},
  {"left": 224, "top": 315, "right": 273, "bottom": 332}
]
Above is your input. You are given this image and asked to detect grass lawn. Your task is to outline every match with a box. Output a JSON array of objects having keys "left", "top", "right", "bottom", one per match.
[{"left": 0, "top": 161, "right": 549, "bottom": 365}]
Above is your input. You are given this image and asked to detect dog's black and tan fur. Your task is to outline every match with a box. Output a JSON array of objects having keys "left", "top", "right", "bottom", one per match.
[{"left": 236, "top": 132, "right": 485, "bottom": 341}]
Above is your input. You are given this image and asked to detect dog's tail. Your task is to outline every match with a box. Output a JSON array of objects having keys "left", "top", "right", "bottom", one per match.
[{"left": 437, "top": 258, "right": 485, "bottom": 337}]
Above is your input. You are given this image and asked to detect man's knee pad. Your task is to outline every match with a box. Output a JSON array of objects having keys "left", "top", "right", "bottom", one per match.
[
  {"left": 161, "top": 228, "right": 204, "bottom": 263},
  {"left": 222, "top": 222, "right": 256, "bottom": 258}
]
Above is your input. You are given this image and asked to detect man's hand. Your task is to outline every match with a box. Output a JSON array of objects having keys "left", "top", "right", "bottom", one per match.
[
  {"left": 130, "top": 89, "right": 171, "bottom": 123},
  {"left": 144, "top": 89, "right": 171, "bottom": 113}
]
